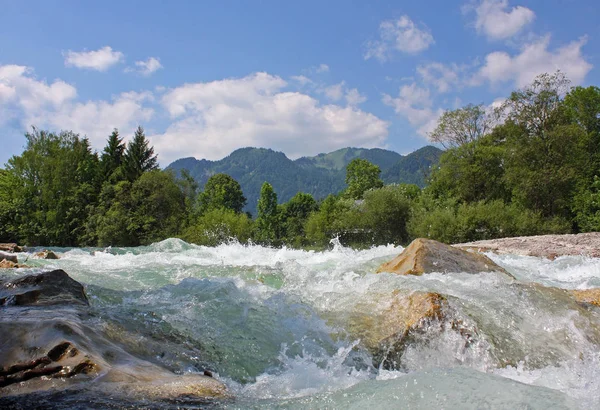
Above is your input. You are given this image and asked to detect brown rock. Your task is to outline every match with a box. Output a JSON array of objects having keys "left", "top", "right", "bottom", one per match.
[
  {"left": 571, "top": 288, "right": 600, "bottom": 307},
  {"left": 0, "top": 243, "right": 23, "bottom": 253},
  {"left": 377, "top": 238, "right": 513, "bottom": 278},
  {"left": 0, "top": 252, "right": 18, "bottom": 263},
  {"left": 0, "top": 260, "right": 18, "bottom": 269},
  {"left": 0, "top": 269, "right": 88, "bottom": 306},
  {"left": 34, "top": 250, "right": 59, "bottom": 260},
  {"left": 345, "top": 291, "right": 447, "bottom": 368}
]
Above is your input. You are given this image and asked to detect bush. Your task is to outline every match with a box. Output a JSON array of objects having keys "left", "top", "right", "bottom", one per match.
[
  {"left": 408, "top": 198, "right": 570, "bottom": 244},
  {"left": 181, "top": 208, "right": 253, "bottom": 246}
]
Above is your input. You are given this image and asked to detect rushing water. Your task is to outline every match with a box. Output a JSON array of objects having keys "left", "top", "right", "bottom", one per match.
[{"left": 2, "top": 238, "right": 600, "bottom": 409}]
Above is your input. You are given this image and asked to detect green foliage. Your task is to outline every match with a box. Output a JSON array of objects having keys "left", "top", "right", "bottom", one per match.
[
  {"left": 3, "top": 129, "right": 99, "bottom": 245},
  {"left": 344, "top": 158, "right": 383, "bottom": 200},
  {"left": 279, "top": 192, "right": 318, "bottom": 247},
  {"left": 255, "top": 182, "right": 280, "bottom": 244},
  {"left": 408, "top": 198, "right": 570, "bottom": 244},
  {"left": 100, "top": 129, "right": 126, "bottom": 182},
  {"left": 198, "top": 173, "right": 247, "bottom": 215},
  {"left": 181, "top": 208, "right": 253, "bottom": 246},
  {"left": 123, "top": 126, "right": 158, "bottom": 182},
  {"left": 429, "top": 104, "right": 492, "bottom": 149}
]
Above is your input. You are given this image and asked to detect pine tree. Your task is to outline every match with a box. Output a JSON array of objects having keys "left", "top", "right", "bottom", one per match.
[
  {"left": 100, "top": 129, "right": 126, "bottom": 181},
  {"left": 123, "top": 126, "right": 158, "bottom": 182}
]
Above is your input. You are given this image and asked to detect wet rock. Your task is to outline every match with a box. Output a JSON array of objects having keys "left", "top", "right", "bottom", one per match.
[
  {"left": 345, "top": 291, "right": 449, "bottom": 369},
  {"left": 0, "top": 259, "right": 28, "bottom": 269},
  {"left": 0, "top": 243, "right": 23, "bottom": 253},
  {"left": 377, "top": 238, "right": 513, "bottom": 278},
  {"left": 0, "top": 269, "right": 89, "bottom": 306},
  {"left": 34, "top": 250, "right": 59, "bottom": 260},
  {"left": 0, "top": 251, "right": 18, "bottom": 263},
  {"left": 571, "top": 288, "right": 600, "bottom": 307},
  {"left": 0, "top": 271, "right": 229, "bottom": 402}
]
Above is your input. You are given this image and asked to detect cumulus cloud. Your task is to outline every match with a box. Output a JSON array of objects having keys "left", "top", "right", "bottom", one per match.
[
  {"left": 465, "top": 0, "right": 535, "bottom": 40},
  {"left": 63, "top": 46, "right": 125, "bottom": 71},
  {"left": 0, "top": 64, "right": 153, "bottom": 148},
  {"left": 127, "top": 57, "right": 163, "bottom": 76},
  {"left": 153, "top": 72, "right": 387, "bottom": 163},
  {"left": 473, "top": 35, "right": 592, "bottom": 87},
  {"left": 323, "top": 82, "right": 345, "bottom": 101},
  {"left": 365, "top": 15, "right": 434, "bottom": 62},
  {"left": 345, "top": 88, "right": 367, "bottom": 107},
  {"left": 382, "top": 83, "right": 443, "bottom": 137},
  {"left": 417, "top": 62, "right": 464, "bottom": 93}
]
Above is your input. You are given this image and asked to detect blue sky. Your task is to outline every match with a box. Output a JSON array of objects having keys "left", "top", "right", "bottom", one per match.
[{"left": 1, "top": 0, "right": 598, "bottom": 166}]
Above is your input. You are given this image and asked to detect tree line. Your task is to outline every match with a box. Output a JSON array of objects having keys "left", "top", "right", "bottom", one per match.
[{"left": 1, "top": 71, "right": 600, "bottom": 248}]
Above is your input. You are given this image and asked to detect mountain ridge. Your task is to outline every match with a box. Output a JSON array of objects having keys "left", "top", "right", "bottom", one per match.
[{"left": 166, "top": 145, "right": 442, "bottom": 215}]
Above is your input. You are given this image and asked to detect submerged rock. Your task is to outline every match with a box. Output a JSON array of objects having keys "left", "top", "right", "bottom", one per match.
[
  {"left": 377, "top": 238, "right": 513, "bottom": 278},
  {"left": 344, "top": 290, "right": 450, "bottom": 369},
  {"left": 0, "top": 270, "right": 228, "bottom": 402},
  {"left": 571, "top": 288, "right": 600, "bottom": 307},
  {"left": 34, "top": 250, "right": 60, "bottom": 260},
  {"left": 0, "top": 269, "right": 89, "bottom": 306}
]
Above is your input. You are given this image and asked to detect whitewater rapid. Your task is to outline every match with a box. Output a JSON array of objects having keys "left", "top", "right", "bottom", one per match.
[{"left": 4, "top": 238, "right": 600, "bottom": 409}]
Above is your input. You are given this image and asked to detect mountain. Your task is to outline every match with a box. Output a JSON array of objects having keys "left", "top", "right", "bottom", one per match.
[{"left": 166, "top": 146, "right": 443, "bottom": 215}]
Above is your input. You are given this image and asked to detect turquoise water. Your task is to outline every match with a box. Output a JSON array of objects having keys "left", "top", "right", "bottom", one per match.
[{"left": 3, "top": 238, "right": 600, "bottom": 409}]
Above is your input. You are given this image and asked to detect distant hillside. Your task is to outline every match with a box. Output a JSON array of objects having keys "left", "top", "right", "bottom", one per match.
[{"left": 167, "top": 146, "right": 442, "bottom": 215}]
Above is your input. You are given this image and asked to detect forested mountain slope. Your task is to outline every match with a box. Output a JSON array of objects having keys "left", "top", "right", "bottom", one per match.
[{"left": 167, "top": 146, "right": 442, "bottom": 215}]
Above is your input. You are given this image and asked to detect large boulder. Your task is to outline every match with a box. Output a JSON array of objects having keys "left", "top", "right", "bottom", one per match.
[
  {"left": 377, "top": 238, "right": 513, "bottom": 278},
  {"left": 342, "top": 291, "right": 452, "bottom": 369},
  {"left": 0, "top": 269, "right": 89, "bottom": 306},
  {"left": 0, "top": 270, "right": 228, "bottom": 403}
]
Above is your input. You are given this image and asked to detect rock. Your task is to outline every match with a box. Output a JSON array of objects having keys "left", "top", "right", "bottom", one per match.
[
  {"left": 377, "top": 238, "right": 513, "bottom": 278},
  {"left": 0, "top": 243, "right": 23, "bottom": 253},
  {"left": 0, "top": 269, "right": 89, "bottom": 306},
  {"left": 571, "top": 288, "right": 600, "bottom": 307},
  {"left": 0, "top": 251, "right": 18, "bottom": 263},
  {"left": 0, "top": 271, "right": 229, "bottom": 402},
  {"left": 34, "top": 250, "right": 59, "bottom": 260},
  {"left": 455, "top": 232, "right": 600, "bottom": 259},
  {"left": 345, "top": 291, "right": 449, "bottom": 369},
  {"left": 0, "top": 260, "right": 29, "bottom": 269}
]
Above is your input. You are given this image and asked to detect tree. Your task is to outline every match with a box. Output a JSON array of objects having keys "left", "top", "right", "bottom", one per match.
[
  {"left": 198, "top": 173, "right": 246, "bottom": 214},
  {"left": 501, "top": 71, "right": 571, "bottom": 139},
  {"left": 5, "top": 129, "right": 99, "bottom": 245},
  {"left": 255, "top": 182, "right": 279, "bottom": 244},
  {"left": 344, "top": 158, "right": 383, "bottom": 200},
  {"left": 429, "top": 104, "right": 493, "bottom": 149},
  {"left": 279, "top": 192, "right": 318, "bottom": 246},
  {"left": 123, "top": 126, "right": 158, "bottom": 182},
  {"left": 100, "top": 129, "right": 126, "bottom": 182}
]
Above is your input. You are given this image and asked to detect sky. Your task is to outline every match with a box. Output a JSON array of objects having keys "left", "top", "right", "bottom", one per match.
[{"left": 1, "top": 0, "right": 598, "bottom": 166}]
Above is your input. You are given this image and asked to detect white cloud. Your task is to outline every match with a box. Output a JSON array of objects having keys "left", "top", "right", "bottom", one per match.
[
  {"left": 316, "top": 64, "right": 330, "bottom": 73},
  {"left": 382, "top": 83, "right": 443, "bottom": 137},
  {"left": 469, "top": 0, "right": 535, "bottom": 40},
  {"left": 128, "top": 57, "right": 163, "bottom": 76},
  {"left": 324, "top": 82, "right": 344, "bottom": 101},
  {"left": 365, "top": 15, "right": 434, "bottom": 62},
  {"left": 345, "top": 88, "right": 367, "bottom": 106},
  {"left": 473, "top": 35, "right": 592, "bottom": 87},
  {"left": 63, "top": 46, "right": 125, "bottom": 71},
  {"left": 290, "top": 75, "right": 313, "bottom": 86},
  {"left": 417, "top": 62, "right": 463, "bottom": 93},
  {"left": 153, "top": 72, "right": 388, "bottom": 163},
  {"left": 0, "top": 64, "right": 153, "bottom": 149}
]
